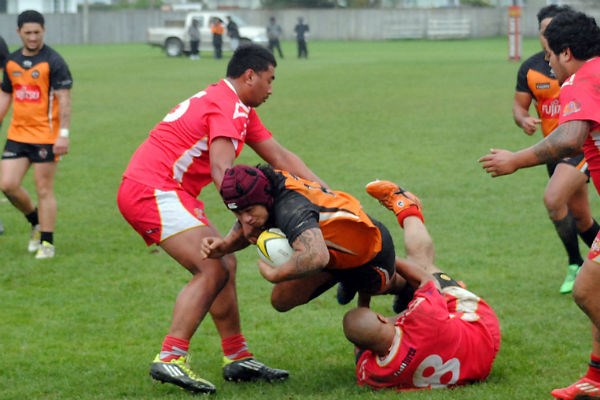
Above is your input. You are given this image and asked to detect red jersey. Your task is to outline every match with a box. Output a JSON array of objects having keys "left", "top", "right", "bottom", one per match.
[
  {"left": 558, "top": 57, "right": 600, "bottom": 194},
  {"left": 123, "top": 79, "right": 271, "bottom": 197},
  {"left": 356, "top": 281, "right": 501, "bottom": 391}
]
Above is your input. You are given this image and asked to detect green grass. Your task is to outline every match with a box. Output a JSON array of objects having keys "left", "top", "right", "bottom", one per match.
[{"left": 0, "top": 39, "right": 595, "bottom": 399}]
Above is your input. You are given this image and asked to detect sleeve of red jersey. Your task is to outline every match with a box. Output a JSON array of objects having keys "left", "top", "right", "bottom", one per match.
[
  {"left": 558, "top": 83, "right": 600, "bottom": 125},
  {"left": 245, "top": 108, "right": 272, "bottom": 143}
]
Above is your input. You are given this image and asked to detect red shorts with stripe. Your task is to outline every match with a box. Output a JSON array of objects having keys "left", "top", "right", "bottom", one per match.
[{"left": 117, "top": 178, "right": 209, "bottom": 245}]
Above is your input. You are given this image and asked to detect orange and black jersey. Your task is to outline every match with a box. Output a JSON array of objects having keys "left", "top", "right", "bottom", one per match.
[
  {"left": 267, "top": 168, "right": 383, "bottom": 270},
  {"left": 2, "top": 45, "right": 73, "bottom": 144},
  {"left": 515, "top": 51, "right": 560, "bottom": 137}
]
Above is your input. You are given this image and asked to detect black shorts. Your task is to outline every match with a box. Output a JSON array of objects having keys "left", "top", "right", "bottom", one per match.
[
  {"left": 2, "top": 139, "right": 57, "bottom": 163},
  {"left": 546, "top": 153, "right": 590, "bottom": 180},
  {"left": 330, "top": 217, "right": 396, "bottom": 294}
]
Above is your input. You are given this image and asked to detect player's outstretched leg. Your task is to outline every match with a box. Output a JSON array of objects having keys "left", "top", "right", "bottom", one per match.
[
  {"left": 222, "top": 357, "right": 289, "bottom": 382},
  {"left": 365, "top": 180, "right": 423, "bottom": 227},
  {"left": 150, "top": 354, "right": 217, "bottom": 394}
]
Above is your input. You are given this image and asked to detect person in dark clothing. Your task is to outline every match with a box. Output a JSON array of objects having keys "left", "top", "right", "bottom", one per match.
[{"left": 294, "top": 17, "right": 309, "bottom": 59}]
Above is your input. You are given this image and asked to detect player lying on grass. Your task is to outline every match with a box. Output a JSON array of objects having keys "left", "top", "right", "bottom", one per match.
[
  {"left": 200, "top": 164, "right": 419, "bottom": 311},
  {"left": 342, "top": 180, "right": 501, "bottom": 391}
]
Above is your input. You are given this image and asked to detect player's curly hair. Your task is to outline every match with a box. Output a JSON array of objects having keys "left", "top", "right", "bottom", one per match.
[
  {"left": 536, "top": 4, "right": 573, "bottom": 27},
  {"left": 544, "top": 10, "right": 600, "bottom": 60}
]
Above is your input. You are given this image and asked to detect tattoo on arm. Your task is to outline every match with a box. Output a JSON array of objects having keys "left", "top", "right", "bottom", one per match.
[
  {"left": 291, "top": 228, "right": 326, "bottom": 276},
  {"left": 533, "top": 121, "right": 589, "bottom": 163}
]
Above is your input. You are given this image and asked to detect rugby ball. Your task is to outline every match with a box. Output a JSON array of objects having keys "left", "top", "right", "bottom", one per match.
[{"left": 256, "top": 228, "right": 293, "bottom": 267}]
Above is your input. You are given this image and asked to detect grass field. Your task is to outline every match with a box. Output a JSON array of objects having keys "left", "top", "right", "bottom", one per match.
[{"left": 0, "top": 38, "right": 596, "bottom": 399}]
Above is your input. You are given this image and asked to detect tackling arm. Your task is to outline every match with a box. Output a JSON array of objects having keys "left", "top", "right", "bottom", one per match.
[{"left": 249, "top": 137, "right": 328, "bottom": 188}]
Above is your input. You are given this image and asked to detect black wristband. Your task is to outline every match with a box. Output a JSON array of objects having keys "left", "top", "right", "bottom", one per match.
[{"left": 433, "top": 272, "right": 461, "bottom": 289}]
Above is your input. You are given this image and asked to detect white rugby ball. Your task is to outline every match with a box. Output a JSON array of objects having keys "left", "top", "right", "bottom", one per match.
[{"left": 256, "top": 228, "right": 293, "bottom": 267}]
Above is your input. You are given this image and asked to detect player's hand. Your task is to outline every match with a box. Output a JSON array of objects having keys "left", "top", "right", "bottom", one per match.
[
  {"left": 53, "top": 137, "right": 69, "bottom": 156},
  {"left": 200, "top": 237, "right": 226, "bottom": 259},
  {"left": 520, "top": 117, "right": 541, "bottom": 135},
  {"left": 257, "top": 258, "right": 280, "bottom": 283},
  {"left": 478, "top": 149, "right": 518, "bottom": 177}
]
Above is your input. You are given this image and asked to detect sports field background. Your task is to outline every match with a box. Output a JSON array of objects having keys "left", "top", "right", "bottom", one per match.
[{"left": 0, "top": 38, "right": 595, "bottom": 399}]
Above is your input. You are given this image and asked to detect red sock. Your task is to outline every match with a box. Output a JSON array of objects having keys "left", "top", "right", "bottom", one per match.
[
  {"left": 397, "top": 208, "right": 424, "bottom": 228},
  {"left": 221, "top": 334, "right": 253, "bottom": 361},
  {"left": 159, "top": 335, "right": 189, "bottom": 362},
  {"left": 586, "top": 354, "right": 600, "bottom": 382}
]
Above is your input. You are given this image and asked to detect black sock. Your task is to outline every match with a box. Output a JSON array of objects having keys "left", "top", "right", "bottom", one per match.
[
  {"left": 580, "top": 220, "right": 600, "bottom": 248},
  {"left": 40, "top": 232, "right": 53, "bottom": 245},
  {"left": 553, "top": 213, "right": 584, "bottom": 266},
  {"left": 25, "top": 209, "right": 39, "bottom": 227}
]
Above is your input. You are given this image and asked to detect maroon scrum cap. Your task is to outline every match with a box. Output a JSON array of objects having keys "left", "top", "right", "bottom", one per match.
[{"left": 220, "top": 165, "right": 273, "bottom": 210}]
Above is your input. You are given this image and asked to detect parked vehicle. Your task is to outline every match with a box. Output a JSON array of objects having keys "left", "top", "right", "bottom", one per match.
[{"left": 147, "top": 12, "right": 268, "bottom": 57}]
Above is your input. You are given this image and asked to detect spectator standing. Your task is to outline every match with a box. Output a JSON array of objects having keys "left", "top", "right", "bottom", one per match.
[
  {"left": 226, "top": 16, "right": 240, "bottom": 51},
  {"left": 267, "top": 17, "right": 284, "bottom": 59},
  {"left": 211, "top": 17, "right": 224, "bottom": 59},
  {"left": 294, "top": 17, "right": 309, "bottom": 59},
  {"left": 0, "top": 10, "right": 73, "bottom": 258},
  {"left": 188, "top": 19, "right": 201, "bottom": 60}
]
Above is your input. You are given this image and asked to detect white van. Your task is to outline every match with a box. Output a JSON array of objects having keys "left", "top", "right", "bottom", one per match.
[{"left": 147, "top": 12, "right": 268, "bottom": 57}]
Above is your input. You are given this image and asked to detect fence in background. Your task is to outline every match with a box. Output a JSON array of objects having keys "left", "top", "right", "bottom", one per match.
[{"left": 1, "top": 7, "right": 599, "bottom": 47}]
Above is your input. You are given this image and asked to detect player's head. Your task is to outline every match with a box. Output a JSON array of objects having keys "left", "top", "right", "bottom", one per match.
[
  {"left": 343, "top": 308, "right": 395, "bottom": 356},
  {"left": 227, "top": 44, "right": 276, "bottom": 78},
  {"left": 544, "top": 11, "right": 600, "bottom": 62},
  {"left": 220, "top": 164, "right": 274, "bottom": 212},
  {"left": 18, "top": 10, "right": 44, "bottom": 28},
  {"left": 227, "top": 44, "right": 276, "bottom": 107},
  {"left": 17, "top": 10, "right": 46, "bottom": 53},
  {"left": 537, "top": 4, "right": 573, "bottom": 29}
]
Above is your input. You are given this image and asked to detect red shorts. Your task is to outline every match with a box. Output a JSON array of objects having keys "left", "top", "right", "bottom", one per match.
[
  {"left": 588, "top": 232, "right": 600, "bottom": 264},
  {"left": 117, "top": 177, "right": 210, "bottom": 245}
]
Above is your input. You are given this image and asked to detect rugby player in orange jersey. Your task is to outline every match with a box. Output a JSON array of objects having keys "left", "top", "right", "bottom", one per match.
[
  {"left": 0, "top": 10, "right": 73, "bottom": 258},
  {"left": 201, "top": 164, "right": 422, "bottom": 312}
]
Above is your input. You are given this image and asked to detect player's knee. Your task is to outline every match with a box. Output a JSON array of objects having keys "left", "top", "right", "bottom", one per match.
[{"left": 543, "top": 193, "right": 562, "bottom": 216}]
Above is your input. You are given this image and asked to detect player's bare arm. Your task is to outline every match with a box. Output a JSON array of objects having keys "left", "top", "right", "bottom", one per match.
[
  {"left": 249, "top": 137, "right": 328, "bottom": 188},
  {"left": 513, "top": 91, "right": 540, "bottom": 135},
  {"left": 479, "top": 120, "right": 590, "bottom": 177},
  {"left": 531, "top": 119, "right": 588, "bottom": 161},
  {"left": 0, "top": 91, "right": 12, "bottom": 122},
  {"left": 257, "top": 227, "right": 330, "bottom": 283},
  {"left": 200, "top": 221, "right": 249, "bottom": 259},
  {"left": 53, "top": 89, "right": 71, "bottom": 155},
  {"left": 209, "top": 137, "right": 237, "bottom": 190}
]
